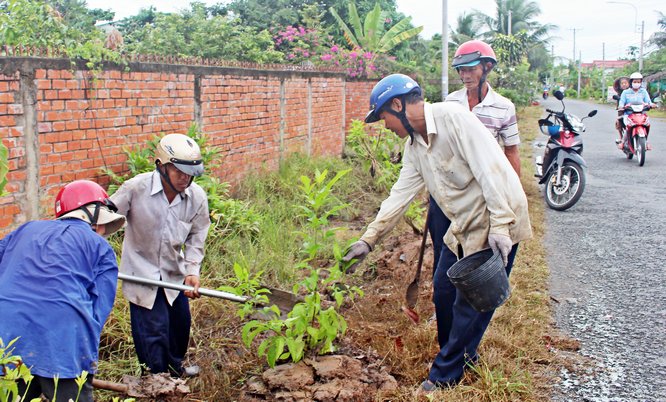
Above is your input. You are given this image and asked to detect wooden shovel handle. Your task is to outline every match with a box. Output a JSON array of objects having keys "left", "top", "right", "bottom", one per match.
[
  {"left": 92, "top": 378, "right": 128, "bottom": 393},
  {"left": 414, "top": 204, "right": 432, "bottom": 280}
]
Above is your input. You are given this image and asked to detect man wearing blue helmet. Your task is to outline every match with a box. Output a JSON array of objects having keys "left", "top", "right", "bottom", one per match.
[{"left": 343, "top": 73, "right": 532, "bottom": 391}]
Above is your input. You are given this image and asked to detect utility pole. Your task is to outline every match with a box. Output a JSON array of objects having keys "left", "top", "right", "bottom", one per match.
[
  {"left": 639, "top": 20, "right": 645, "bottom": 71},
  {"left": 508, "top": 10, "right": 512, "bottom": 35},
  {"left": 441, "top": 0, "right": 449, "bottom": 98}
]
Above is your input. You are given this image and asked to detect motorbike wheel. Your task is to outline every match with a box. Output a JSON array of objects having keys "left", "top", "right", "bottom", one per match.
[
  {"left": 544, "top": 161, "right": 586, "bottom": 211},
  {"left": 636, "top": 136, "right": 646, "bottom": 166}
]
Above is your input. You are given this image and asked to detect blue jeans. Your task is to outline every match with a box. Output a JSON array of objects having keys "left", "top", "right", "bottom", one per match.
[
  {"left": 130, "top": 288, "right": 191, "bottom": 376},
  {"left": 427, "top": 195, "right": 519, "bottom": 385}
]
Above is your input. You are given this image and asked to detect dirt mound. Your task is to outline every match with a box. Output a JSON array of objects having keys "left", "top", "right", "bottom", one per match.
[{"left": 241, "top": 354, "right": 398, "bottom": 401}]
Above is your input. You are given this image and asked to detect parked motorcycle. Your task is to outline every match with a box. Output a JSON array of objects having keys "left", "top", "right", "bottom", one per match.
[
  {"left": 535, "top": 90, "right": 597, "bottom": 211},
  {"left": 614, "top": 96, "right": 652, "bottom": 166}
]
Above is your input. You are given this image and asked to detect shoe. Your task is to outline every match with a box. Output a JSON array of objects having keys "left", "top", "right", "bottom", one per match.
[
  {"left": 647, "top": 143, "right": 653, "bottom": 151},
  {"left": 615, "top": 138, "right": 621, "bottom": 144},
  {"left": 182, "top": 365, "right": 200, "bottom": 377}
]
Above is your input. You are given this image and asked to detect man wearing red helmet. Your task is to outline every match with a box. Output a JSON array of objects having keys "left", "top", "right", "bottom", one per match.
[
  {"left": 0, "top": 180, "right": 125, "bottom": 402},
  {"left": 343, "top": 73, "right": 531, "bottom": 391},
  {"left": 111, "top": 133, "right": 210, "bottom": 378}
]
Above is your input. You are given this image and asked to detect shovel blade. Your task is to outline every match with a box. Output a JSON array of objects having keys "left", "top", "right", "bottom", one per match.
[
  {"left": 263, "top": 285, "right": 301, "bottom": 312},
  {"left": 404, "top": 280, "right": 419, "bottom": 310}
]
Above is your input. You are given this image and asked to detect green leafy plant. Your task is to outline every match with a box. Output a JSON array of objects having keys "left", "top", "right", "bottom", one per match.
[
  {"left": 345, "top": 119, "right": 426, "bottom": 230},
  {"left": 0, "top": 337, "right": 33, "bottom": 402},
  {"left": 0, "top": 142, "right": 8, "bottom": 196},
  {"left": 0, "top": 0, "right": 125, "bottom": 75},
  {"left": 231, "top": 168, "right": 363, "bottom": 368}
]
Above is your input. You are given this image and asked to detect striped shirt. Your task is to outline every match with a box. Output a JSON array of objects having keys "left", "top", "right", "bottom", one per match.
[{"left": 445, "top": 85, "right": 520, "bottom": 147}]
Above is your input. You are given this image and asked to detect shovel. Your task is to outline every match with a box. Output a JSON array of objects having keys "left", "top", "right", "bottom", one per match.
[
  {"left": 402, "top": 205, "right": 431, "bottom": 323},
  {"left": 117, "top": 273, "right": 300, "bottom": 313}
]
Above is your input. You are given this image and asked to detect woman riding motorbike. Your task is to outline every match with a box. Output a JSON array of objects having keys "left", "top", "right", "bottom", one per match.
[
  {"left": 613, "top": 76, "right": 630, "bottom": 145},
  {"left": 618, "top": 72, "right": 656, "bottom": 149}
]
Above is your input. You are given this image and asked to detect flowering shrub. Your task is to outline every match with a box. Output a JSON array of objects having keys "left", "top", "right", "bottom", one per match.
[
  {"left": 272, "top": 25, "right": 323, "bottom": 64},
  {"left": 272, "top": 25, "right": 381, "bottom": 78}
]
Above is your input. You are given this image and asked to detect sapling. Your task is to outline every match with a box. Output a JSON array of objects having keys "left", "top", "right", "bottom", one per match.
[{"left": 230, "top": 169, "right": 363, "bottom": 367}]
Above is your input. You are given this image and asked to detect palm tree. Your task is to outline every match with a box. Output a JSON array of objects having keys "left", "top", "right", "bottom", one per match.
[
  {"left": 328, "top": 1, "right": 423, "bottom": 54},
  {"left": 648, "top": 11, "right": 666, "bottom": 47},
  {"left": 450, "top": 12, "right": 481, "bottom": 47},
  {"left": 473, "top": 0, "right": 555, "bottom": 46}
]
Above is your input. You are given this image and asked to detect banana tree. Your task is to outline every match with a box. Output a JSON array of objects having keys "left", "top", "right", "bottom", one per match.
[{"left": 328, "top": 1, "right": 422, "bottom": 55}]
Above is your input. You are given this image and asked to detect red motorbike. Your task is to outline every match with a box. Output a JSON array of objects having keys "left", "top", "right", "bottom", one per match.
[{"left": 619, "top": 102, "right": 652, "bottom": 166}]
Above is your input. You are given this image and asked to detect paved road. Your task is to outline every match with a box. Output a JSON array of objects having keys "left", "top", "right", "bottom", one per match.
[{"left": 533, "top": 96, "right": 666, "bottom": 401}]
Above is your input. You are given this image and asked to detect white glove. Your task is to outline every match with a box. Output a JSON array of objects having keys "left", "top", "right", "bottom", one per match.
[
  {"left": 488, "top": 233, "right": 512, "bottom": 266},
  {"left": 342, "top": 240, "right": 371, "bottom": 273}
]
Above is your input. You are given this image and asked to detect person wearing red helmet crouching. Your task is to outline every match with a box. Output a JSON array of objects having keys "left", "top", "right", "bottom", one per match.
[{"left": 0, "top": 180, "right": 125, "bottom": 402}]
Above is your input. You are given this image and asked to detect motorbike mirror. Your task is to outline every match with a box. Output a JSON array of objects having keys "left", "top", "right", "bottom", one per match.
[
  {"left": 612, "top": 94, "right": 620, "bottom": 101},
  {"left": 554, "top": 90, "right": 564, "bottom": 100},
  {"left": 587, "top": 110, "right": 598, "bottom": 118}
]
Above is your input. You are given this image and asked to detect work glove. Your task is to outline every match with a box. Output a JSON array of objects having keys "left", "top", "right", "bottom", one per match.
[
  {"left": 342, "top": 240, "right": 371, "bottom": 273},
  {"left": 488, "top": 233, "right": 512, "bottom": 266}
]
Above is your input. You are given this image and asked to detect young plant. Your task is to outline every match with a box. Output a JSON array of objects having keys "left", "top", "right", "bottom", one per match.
[
  {"left": 0, "top": 337, "right": 33, "bottom": 402},
  {"left": 233, "top": 168, "right": 363, "bottom": 368}
]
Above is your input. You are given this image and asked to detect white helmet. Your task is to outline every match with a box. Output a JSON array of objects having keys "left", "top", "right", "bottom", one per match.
[
  {"left": 155, "top": 133, "right": 204, "bottom": 177},
  {"left": 629, "top": 72, "right": 643, "bottom": 81}
]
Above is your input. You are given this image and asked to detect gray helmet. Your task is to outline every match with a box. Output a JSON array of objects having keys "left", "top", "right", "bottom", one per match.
[{"left": 154, "top": 133, "right": 204, "bottom": 177}]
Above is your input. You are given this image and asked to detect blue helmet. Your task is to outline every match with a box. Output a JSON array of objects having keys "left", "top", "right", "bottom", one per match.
[{"left": 365, "top": 74, "right": 421, "bottom": 123}]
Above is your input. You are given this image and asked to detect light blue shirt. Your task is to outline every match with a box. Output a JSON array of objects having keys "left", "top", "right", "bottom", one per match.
[
  {"left": 619, "top": 88, "right": 651, "bottom": 113},
  {"left": 0, "top": 219, "right": 118, "bottom": 377}
]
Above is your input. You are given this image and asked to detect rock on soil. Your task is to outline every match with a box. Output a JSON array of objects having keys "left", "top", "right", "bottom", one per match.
[{"left": 241, "top": 354, "right": 398, "bottom": 401}]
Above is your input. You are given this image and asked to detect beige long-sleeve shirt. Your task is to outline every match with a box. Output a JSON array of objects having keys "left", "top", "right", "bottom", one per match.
[
  {"left": 111, "top": 171, "right": 211, "bottom": 309},
  {"left": 360, "top": 102, "right": 531, "bottom": 256}
]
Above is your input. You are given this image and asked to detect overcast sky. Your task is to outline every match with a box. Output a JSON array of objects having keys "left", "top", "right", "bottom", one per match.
[{"left": 86, "top": 0, "right": 664, "bottom": 63}]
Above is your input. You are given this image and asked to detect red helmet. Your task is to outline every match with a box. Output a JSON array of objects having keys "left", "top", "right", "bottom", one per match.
[
  {"left": 452, "top": 40, "right": 497, "bottom": 68},
  {"left": 54, "top": 180, "right": 116, "bottom": 218}
]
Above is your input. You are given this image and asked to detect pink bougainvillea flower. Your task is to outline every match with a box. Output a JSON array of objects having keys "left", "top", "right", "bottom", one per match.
[{"left": 330, "top": 45, "right": 339, "bottom": 53}]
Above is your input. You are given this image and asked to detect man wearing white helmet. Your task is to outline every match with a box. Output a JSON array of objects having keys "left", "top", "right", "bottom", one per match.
[
  {"left": 0, "top": 180, "right": 125, "bottom": 402},
  {"left": 111, "top": 133, "right": 211, "bottom": 378},
  {"left": 618, "top": 72, "right": 657, "bottom": 148}
]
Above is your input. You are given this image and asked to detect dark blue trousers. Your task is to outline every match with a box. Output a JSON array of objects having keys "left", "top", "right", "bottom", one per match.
[
  {"left": 129, "top": 288, "right": 191, "bottom": 376},
  {"left": 427, "top": 195, "right": 519, "bottom": 385}
]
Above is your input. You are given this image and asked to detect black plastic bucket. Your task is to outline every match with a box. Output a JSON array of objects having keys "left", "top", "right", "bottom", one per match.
[{"left": 446, "top": 248, "right": 510, "bottom": 312}]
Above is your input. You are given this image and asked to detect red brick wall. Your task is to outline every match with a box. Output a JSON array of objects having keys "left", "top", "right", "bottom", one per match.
[
  {"left": 0, "top": 58, "right": 375, "bottom": 235},
  {"left": 0, "top": 71, "right": 22, "bottom": 230}
]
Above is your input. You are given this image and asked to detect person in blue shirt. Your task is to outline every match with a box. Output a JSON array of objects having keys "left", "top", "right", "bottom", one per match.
[
  {"left": 0, "top": 180, "right": 125, "bottom": 402},
  {"left": 618, "top": 72, "right": 657, "bottom": 148}
]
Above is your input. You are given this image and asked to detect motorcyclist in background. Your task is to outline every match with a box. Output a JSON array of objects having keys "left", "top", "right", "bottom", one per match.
[{"left": 618, "top": 72, "right": 657, "bottom": 149}]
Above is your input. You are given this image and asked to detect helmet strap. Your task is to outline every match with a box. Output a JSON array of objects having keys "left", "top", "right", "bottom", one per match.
[
  {"left": 385, "top": 96, "right": 417, "bottom": 144},
  {"left": 80, "top": 203, "right": 100, "bottom": 229},
  {"left": 156, "top": 162, "right": 185, "bottom": 200},
  {"left": 477, "top": 63, "right": 491, "bottom": 103}
]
